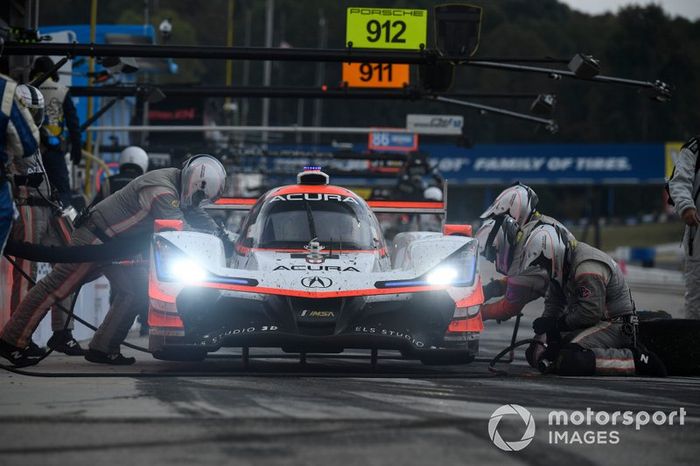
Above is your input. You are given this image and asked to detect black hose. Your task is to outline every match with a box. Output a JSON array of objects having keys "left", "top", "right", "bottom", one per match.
[
  {"left": 488, "top": 339, "right": 546, "bottom": 375},
  {"left": 3, "top": 237, "right": 150, "bottom": 263}
]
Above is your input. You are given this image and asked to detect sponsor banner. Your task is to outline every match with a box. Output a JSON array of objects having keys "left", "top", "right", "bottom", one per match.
[
  {"left": 406, "top": 114, "right": 464, "bottom": 135},
  {"left": 264, "top": 143, "right": 667, "bottom": 185},
  {"left": 422, "top": 143, "right": 666, "bottom": 184}
]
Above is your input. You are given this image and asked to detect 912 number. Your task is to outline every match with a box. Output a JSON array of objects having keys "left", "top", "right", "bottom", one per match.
[{"left": 366, "top": 19, "right": 406, "bottom": 44}]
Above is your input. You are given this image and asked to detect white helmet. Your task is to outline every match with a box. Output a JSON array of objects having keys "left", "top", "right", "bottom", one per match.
[
  {"left": 180, "top": 154, "right": 227, "bottom": 208},
  {"left": 15, "top": 84, "right": 45, "bottom": 127},
  {"left": 475, "top": 215, "right": 521, "bottom": 274},
  {"left": 480, "top": 182, "right": 539, "bottom": 227},
  {"left": 423, "top": 186, "right": 443, "bottom": 201},
  {"left": 520, "top": 223, "right": 570, "bottom": 287},
  {"left": 119, "top": 146, "right": 149, "bottom": 174}
]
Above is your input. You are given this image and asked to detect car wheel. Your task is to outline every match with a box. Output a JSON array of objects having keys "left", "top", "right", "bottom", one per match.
[
  {"left": 420, "top": 353, "right": 475, "bottom": 365},
  {"left": 152, "top": 348, "right": 207, "bottom": 362}
]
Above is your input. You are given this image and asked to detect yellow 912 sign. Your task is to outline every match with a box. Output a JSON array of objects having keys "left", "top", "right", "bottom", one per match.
[{"left": 346, "top": 7, "right": 427, "bottom": 50}]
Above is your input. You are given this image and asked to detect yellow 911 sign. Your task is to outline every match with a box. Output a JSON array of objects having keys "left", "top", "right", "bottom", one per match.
[
  {"left": 346, "top": 7, "right": 427, "bottom": 50},
  {"left": 342, "top": 62, "right": 410, "bottom": 88}
]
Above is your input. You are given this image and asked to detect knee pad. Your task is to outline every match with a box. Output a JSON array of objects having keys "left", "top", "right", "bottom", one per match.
[{"left": 555, "top": 343, "right": 596, "bottom": 376}]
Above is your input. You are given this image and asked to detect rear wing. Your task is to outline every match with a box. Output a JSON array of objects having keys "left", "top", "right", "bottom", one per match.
[
  {"left": 205, "top": 198, "right": 257, "bottom": 211},
  {"left": 206, "top": 198, "right": 446, "bottom": 215},
  {"left": 366, "top": 201, "right": 445, "bottom": 215}
]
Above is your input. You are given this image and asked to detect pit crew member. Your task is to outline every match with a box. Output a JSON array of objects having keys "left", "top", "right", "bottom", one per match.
[{"left": 0, "top": 154, "right": 226, "bottom": 366}]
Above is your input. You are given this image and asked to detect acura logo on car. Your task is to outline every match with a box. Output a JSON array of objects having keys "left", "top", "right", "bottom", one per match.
[{"left": 301, "top": 276, "right": 333, "bottom": 288}]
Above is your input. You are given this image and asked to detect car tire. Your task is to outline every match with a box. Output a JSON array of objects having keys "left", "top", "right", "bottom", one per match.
[
  {"left": 419, "top": 353, "right": 475, "bottom": 365},
  {"left": 152, "top": 348, "right": 207, "bottom": 362}
]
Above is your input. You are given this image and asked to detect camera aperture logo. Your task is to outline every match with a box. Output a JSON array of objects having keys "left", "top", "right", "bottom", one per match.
[
  {"left": 488, "top": 404, "right": 536, "bottom": 452},
  {"left": 487, "top": 405, "right": 687, "bottom": 451}
]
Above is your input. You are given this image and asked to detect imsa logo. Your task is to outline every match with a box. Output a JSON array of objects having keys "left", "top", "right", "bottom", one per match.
[{"left": 300, "top": 310, "right": 335, "bottom": 318}]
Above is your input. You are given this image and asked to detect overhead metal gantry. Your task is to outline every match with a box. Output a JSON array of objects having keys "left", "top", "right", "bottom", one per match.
[
  {"left": 2, "top": 43, "right": 668, "bottom": 93},
  {"left": 68, "top": 85, "right": 544, "bottom": 100},
  {"left": 3, "top": 41, "right": 670, "bottom": 132}
]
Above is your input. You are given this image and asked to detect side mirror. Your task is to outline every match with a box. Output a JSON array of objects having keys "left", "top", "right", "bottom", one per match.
[
  {"left": 154, "top": 219, "right": 184, "bottom": 232},
  {"left": 443, "top": 224, "right": 472, "bottom": 237}
]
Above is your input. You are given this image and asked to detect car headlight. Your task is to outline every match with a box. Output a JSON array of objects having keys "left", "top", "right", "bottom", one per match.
[
  {"left": 426, "top": 265, "right": 459, "bottom": 285},
  {"left": 374, "top": 241, "right": 478, "bottom": 289},
  {"left": 168, "top": 258, "right": 208, "bottom": 284},
  {"left": 154, "top": 237, "right": 210, "bottom": 284}
]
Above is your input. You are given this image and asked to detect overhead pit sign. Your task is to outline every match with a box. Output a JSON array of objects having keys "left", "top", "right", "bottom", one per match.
[
  {"left": 406, "top": 114, "right": 464, "bottom": 135},
  {"left": 346, "top": 8, "right": 427, "bottom": 50},
  {"left": 368, "top": 130, "right": 418, "bottom": 152},
  {"left": 342, "top": 62, "right": 409, "bottom": 88}
]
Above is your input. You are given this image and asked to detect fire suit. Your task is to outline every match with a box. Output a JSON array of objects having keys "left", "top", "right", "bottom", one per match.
[
  {"left": 92, "top": 166, "right": 143, "bottom": 204},
  {"left": 1, "top": 74, "right": 40, "bottom": 255},
  {"left": 9, "top": 132, "right": 74, "bottom": 333},
  {"left": 0, "top": 167, "right": 218, "bottom": 354},
  {"left": 481, "top": 213, "right": 575, "bottom": 320},
  {"left": 38, "top": 81, "right": 81, "bottom": 208},
  {"left": 540, "top": 242, "right": 637, "bottom": 376},
  {"left": 667, "top": 136, "right": 700, "bottom": 319}
]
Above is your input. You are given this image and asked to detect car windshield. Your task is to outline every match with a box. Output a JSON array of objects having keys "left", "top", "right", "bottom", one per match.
[{"left": 252, "top": 197, "right": 380, "bottom": 250}]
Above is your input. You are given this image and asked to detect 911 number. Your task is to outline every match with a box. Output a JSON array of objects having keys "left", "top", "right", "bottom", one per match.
[
  {"left": 359, "top": 63, "right": 393, "bottom": 82},
  {"left": 366, "top": 19, "right": 406, "bottom": 44}
]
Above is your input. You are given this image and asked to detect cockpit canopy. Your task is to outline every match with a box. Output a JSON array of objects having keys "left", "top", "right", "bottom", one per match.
[{"left": 239, "top": 190, "right": 385, "bottom": 251}]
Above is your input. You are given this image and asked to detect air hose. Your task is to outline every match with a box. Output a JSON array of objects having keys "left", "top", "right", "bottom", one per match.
[
  {"left": 3, "top": 236, "right": 150, "bottom": 263},
  {"left": 487, "top": 338, "right": 546, "bottom": 375}
]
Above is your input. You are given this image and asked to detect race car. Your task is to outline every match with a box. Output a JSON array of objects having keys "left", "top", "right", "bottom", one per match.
[{"left": 147, "top": 168, "right": 484, "bottom": 364}]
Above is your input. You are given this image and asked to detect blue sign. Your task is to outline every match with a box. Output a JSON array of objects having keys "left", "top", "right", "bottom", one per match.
[
  {"left": 423, "top": 143, "right": 665, "bottom": 185},
  {"left": 271, "top": 143, "right": 666, "bottom": 185},
  {"left": 368, "top": 131, "right": 418, "bottom": 152}
]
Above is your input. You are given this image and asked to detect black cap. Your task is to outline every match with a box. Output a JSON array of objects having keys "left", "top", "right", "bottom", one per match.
[{"left": 31, "top": 56, "right": 59, "bottom": 81}]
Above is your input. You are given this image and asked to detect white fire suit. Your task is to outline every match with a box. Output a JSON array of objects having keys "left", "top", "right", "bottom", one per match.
[
  {"left": 1, "top": 73, "right": 40, "bottom": 255},
  {"left": 481, "top": 213, "right": 575, "bottom": 320},
  {"left": 668, "top": 136, "right": 700, "bottom": 319}
]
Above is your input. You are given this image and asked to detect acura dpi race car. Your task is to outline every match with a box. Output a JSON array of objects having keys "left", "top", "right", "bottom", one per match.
[{"left": 147, "top": 169, "right": 484, "bottom": 364}]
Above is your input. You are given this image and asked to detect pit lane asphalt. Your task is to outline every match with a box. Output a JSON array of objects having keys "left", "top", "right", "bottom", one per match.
[{"left": 0, "top": 288, "right": 698, "bottom": 466}]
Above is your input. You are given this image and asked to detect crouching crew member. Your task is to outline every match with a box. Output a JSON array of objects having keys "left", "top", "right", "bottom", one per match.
[
  {"left": 476, "top": 215, "right": 666, "bottom": 376},
  {"left": 0, "top": 154, "right": 226, "bottom": 366},
  {"left": 477, "top": 183, "right": 576, "bottom": 321}
]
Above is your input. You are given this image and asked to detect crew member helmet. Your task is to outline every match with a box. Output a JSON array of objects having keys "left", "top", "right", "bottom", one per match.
[
  {"left": 119, "top": 146, "right": 149, "bottom": 174},
  {"left": 480, "top": 182, "right": 539, "bottom": 227},
  {"left": 15, "top": 84, "right": 45, "bottom": 127},
  {"left": 520, "top": 223, "right": 570, "bottom": 287},
  {"left": 423, "top": 186, "right": 443, "bottom": 202},
  {"left": 180, "top": 154, "right": 227, "bottom": 208},
  {"left": 475, "top": 215, "right": 521, "bottom": 274}
]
